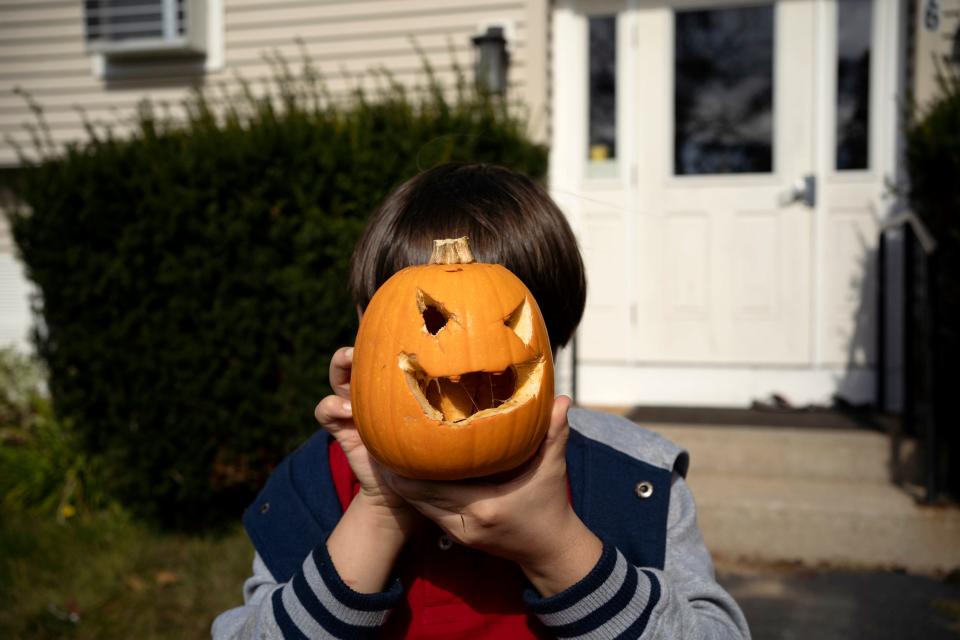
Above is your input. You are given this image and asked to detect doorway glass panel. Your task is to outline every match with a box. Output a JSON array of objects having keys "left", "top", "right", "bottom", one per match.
[
  {"left": 674, "top": 5, "right": 774, "bottom": 175},
  {"left": 836, "top": 0, "right": 872, "bottom": 170},
  {"left": 588, "top": 14, "right": 618, "bottom": 178}
]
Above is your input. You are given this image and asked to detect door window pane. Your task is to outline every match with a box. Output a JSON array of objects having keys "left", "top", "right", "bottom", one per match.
[
  {"left": 674, "top": 6, "right": 774, "bottom": 175},
  {"left": 836, "top": 0, "right": 872, "bottom": 170},
  {"left": 588, "top": 15, "right": 617, "bottom": 174}
]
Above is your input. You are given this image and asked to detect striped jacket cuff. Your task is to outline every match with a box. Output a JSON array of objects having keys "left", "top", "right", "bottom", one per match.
[
  {"left": 271, "top": 540, "right": 403, "bottom": 639},
  {"left": 523, "top": 543, "right": 661, "bottom": 639}
]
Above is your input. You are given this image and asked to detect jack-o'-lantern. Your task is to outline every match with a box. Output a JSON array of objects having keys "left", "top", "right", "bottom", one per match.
[{"left": 351, "top": 237, "right": 554, "bottom": 480}]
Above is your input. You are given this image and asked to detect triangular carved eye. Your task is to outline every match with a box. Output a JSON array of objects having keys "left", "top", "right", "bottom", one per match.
[
  {"left": 504, "top": 297, "right": 533, "bottom": 345},
  {"left": 417, "top": 289, "right": 449, "bottom": 335}
]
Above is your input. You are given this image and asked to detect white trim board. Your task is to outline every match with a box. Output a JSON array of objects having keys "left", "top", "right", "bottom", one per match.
[
  {"left": 0, "top": 252, "right": 34, "bottom": 353},
  {"left": 577, "top": 362, "right": 879, "bottom": 408}
]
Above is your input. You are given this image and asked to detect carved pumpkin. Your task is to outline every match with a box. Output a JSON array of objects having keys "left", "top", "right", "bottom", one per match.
[{"left": 351, "top": 237, "right": 555, "bottom": 480}]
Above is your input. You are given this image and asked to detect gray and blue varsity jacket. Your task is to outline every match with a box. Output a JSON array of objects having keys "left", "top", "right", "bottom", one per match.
[{"left": 212, "top": 408, "right": 751, "bottom": 639}]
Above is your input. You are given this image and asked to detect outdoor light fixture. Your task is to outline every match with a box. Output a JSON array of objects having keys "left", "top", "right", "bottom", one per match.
[
  {"left": 952, "top": 25, "right": 960, "bottom": 65},
  {"left": 472, "top": 26, "right": 509, "bottom": 95}
]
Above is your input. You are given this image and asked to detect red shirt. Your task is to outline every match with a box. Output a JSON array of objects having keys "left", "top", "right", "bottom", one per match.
[{"left": 328, "top": 440, "right": 551, "bottom": 639}]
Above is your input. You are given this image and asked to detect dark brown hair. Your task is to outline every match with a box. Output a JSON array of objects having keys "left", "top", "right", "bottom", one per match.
[{"left": 349, "top": 163, "right": 586, "bottom": 350}]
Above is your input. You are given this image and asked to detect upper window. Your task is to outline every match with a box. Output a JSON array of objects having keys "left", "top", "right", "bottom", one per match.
[
  {"left": 836, "top": 0, "right": 872, "bottom": 171},
  {"left": 674, "top": 5, "right": 774, "bottom": 175},
  {"left": 587, "top": 15, "right": 618, "bottom": 179},
  {"left": 85, "top": 0, "right": 206, "bottom": 57}
]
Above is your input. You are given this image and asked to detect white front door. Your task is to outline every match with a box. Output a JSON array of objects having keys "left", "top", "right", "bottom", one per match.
[{"left": 551, "top": 0, "right": 901, "bottom": 406}]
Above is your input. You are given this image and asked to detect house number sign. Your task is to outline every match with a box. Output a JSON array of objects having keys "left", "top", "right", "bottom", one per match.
[{"left": 925, "top": 0, "right": 940, "bottom": 31}]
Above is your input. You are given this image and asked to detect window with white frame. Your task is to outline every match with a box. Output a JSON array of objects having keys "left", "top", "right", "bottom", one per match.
[{"left": 84, "top": 0, "right": 207, "bottom": 57}]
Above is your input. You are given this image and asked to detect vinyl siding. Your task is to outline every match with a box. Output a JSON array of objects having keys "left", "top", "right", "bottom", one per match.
[
  {"left": 912, "top": 0, "right": 960, "bottom": 105},
  {"left": 0, "top": 0, "right": 548, "bottom": 167}
]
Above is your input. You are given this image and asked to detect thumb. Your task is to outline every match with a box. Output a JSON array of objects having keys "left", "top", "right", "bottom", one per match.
[{"left": 541, "top": 395, "right": 572, "bottom": 461}]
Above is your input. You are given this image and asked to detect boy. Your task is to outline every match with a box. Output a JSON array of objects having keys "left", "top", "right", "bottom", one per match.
[{"left": 213, "top": 163, "right": 751, "bottom": 639}]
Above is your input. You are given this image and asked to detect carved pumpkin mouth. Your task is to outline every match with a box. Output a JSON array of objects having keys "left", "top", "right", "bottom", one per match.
[{"left": 399, "top": 353, "right": 545, "bottom": 425}]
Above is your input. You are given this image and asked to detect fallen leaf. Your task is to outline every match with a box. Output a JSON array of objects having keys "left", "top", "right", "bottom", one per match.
[
  {"left": 154, "top": 570, "right": 179, "bottom": 586},
  {"left": 126, "top": 575, "right": 148, "bottom": 592}
]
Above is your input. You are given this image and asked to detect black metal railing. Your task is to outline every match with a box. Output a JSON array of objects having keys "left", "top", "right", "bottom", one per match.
[{"left": 879, "top": 212, "right": 941, "bottom": 502}]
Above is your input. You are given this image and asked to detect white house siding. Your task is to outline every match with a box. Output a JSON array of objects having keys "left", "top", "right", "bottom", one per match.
[
  {"left": 0, "top": 0, "right": 548, "bottom": 166},
  {"left": 0, "top": 0, "right": 549, "bottom": 351},
  {"left": 913, "top": 0, "right": 960, "bottom": 104}
]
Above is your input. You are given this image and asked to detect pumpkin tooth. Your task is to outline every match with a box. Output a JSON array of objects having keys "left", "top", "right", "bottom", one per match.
[{"left": 398, "top": 352, "right": 442, "bottom": 421}]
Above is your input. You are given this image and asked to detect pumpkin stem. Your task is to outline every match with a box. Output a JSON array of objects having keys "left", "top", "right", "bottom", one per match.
[{"left": 430, "top": 237, "right": 475, "bottom": 265}]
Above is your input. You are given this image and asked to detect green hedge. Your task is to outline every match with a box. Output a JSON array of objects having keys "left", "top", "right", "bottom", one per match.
[
  {"left": 905, "top": 69, "right": 960, "bottom": 498},
  {"left": 8, "top": 63, "right": 547, "bottom": 528}
]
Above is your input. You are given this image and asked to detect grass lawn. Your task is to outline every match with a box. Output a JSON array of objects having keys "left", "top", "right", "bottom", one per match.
[{"left": 0, "top": 508, "right": 254, "bottom": 639}]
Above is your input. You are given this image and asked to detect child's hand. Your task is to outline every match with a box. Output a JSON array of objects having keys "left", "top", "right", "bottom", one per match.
[
  {"left": 318, "top": 347, "right": 423, "bottom": 593},
  {"left": 384, "top": 396, "right": 603, "bottom": 596},
  {"left": 314, "top": 347, "right": 420, "bottom": 531}
]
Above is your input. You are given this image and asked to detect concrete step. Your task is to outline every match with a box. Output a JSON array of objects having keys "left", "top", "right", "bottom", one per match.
[
  {"left": 649, "top": 424, "right": 918, "bottom": 484},
  {"left": 629, "top": 420, "right": 953, "bottom": 572},
  {"left": 686, "top": 472, "right": 960, "bottom": 574}
]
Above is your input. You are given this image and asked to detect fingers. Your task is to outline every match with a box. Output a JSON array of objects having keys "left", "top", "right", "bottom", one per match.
[
  {"left": 384, "top": 481, "right": 459, "bottom": 531},
  {"left": 322, "top": 346, "right": 355, "bottom": 432},
  {"left": 385, "top": 473, "right": 442, "bottom": 504},
  {"left": 386, "top": 472, "right": 478, "bottom": 511},
  {"left": 314, "top": 394, "right": 353, "bottom": 430},
  {"left": 329, "top": 346, "right": 354, "bottom": 398}
]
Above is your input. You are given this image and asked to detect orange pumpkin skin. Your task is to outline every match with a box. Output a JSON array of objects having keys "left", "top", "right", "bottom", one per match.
[{"left": 351, "top": 247, "right": 554, "bottom": 480}]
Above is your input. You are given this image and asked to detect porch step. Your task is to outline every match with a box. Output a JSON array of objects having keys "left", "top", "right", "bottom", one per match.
[
  {"left": 685, "top": 472, "right": 960, "bottom": 573},
  {"left": 649, "top": 424, "right": 917, "bottom": 484},
  {"left": 635, "top": 423, "right": 958, "bottom": 573}
]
